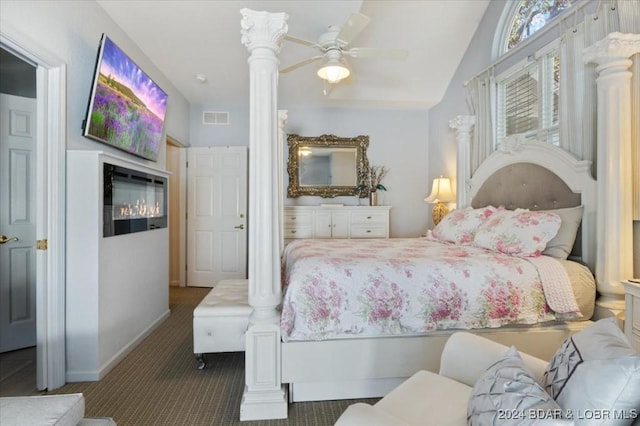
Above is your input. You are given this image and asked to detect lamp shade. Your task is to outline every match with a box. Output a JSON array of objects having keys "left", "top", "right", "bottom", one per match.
[
  {"left": 317, "top": 58, "right": 350, "bottom": 83},
  {"left": 424, "top": 177, "right": 455, "bottom": 203}
]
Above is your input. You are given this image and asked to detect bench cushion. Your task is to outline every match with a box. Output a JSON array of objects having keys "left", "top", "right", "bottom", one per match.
[
  {"left": 193, "top": 279, "right": 252, "bottom": 317},
  {"left": 193, "top": 279, "right": 251, "bottom": 354}
]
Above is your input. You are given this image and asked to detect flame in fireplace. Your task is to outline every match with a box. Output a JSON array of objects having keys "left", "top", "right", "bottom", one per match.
[{"left": 115, "top": 199, "right": 161, "bottom": 220}]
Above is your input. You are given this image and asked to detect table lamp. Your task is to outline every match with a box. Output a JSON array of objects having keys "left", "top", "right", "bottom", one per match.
[{"left": 424, "top": 176, "right": 455, "bottom": 226}]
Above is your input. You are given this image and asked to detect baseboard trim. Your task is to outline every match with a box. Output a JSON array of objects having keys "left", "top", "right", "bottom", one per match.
[
  {"left": 98, "top": 309, "right": 171, "bottom": 379},
  {"left": 65, "top": 309, "right": 171, "bottom": 382}
]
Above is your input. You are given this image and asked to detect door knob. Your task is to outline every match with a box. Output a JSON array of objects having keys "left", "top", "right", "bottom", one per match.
[
  {"left": 0, "top": 235, "right": 19, "bottom": 244},
  {"left": 234, "top": 224, "right": 245, "bottom": 230}
]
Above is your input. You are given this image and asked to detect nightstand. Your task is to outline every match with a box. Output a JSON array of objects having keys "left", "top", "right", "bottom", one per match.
[{"left": 623, "top": 280, "right": 640, "bottom": 352}]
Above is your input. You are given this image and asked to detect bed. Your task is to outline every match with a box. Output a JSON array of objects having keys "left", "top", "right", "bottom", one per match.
[
  {"left": 281, "top": 238, "right": 594, "bottom": 342},
  {"left": 280, "top": 139, "right": 598, "bottom": 402}
]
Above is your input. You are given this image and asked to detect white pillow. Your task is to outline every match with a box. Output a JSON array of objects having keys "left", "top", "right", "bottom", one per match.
[
  {"left": 468, "top": 346, "right": 570, "bottom": 426},
  {"left": 428, "top": 206, "right": 498, "bottom": 245},
  {"left": 472, "top": 209, "right": 562, "bottom": 257},
  {"left": 543, "top": 318, "right": 640, "bottom": 425},
  {"left": 541, "top": 206, "right": 583, "bottom": 260}
]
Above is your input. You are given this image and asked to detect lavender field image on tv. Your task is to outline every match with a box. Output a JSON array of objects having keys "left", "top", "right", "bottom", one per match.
[{"left": 85, "top": 36, "right": 167, "bottom": 161}]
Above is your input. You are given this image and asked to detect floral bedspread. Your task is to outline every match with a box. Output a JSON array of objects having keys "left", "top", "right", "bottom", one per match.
[{"left": 280, "top": 238, "right": 582, "bottom": 341}]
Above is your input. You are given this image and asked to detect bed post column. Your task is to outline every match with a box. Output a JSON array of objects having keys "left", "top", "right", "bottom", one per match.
[
  {"left": 583, "top": 33, "right": 640, "bottom": 322},
  {"left": 240, "top": 9, "right": 288, "bottom": 421},
  {"left": 449, "top": 115, "right": 475, "bottom": 208}
]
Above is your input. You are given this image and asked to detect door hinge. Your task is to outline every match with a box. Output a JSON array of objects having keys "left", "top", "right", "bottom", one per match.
[{"left": 36, "top": 239, "right": 48, "bottom": 250}]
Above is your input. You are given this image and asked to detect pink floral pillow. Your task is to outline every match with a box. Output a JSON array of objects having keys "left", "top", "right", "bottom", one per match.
[
  {"left": 472, "top": 209, "right": 562, "bottom": 256},
  {"left": 428, "top": 206, "right": 498, "bottom": 245}
]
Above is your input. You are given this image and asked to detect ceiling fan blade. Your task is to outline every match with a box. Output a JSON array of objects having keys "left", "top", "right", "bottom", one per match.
[
  {"left": 279, "top": 56, "right": 323, "bottom": 74},
  {"left": 346, "top": 47, "right": 408, "bottom": 60},
  {"left": 336, "top": 13, "right": 371, "bottom": 46},
  {"left": 284, "top": 35, "right": 319, "bottom": 48}
]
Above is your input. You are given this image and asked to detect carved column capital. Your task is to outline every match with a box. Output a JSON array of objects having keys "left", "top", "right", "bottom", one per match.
[
  {"left": 448, "top": 115, "right": 475, "bottom": 133},
  {"left": 241, "top": 9, "right": 288, "bottom": 53},
  {"left": 583, "top": 32, "right": 640, "bottom": 67}
]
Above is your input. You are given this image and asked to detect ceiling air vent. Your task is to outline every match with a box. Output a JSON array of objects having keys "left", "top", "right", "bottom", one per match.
[{"left": 202, "top": 111, "right": 229, "bottom": 125}]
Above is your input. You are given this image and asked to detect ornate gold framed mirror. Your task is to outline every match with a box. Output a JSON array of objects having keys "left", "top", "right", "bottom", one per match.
[{"left": 287, "top": 134, "right": 369, "bottom": 198}]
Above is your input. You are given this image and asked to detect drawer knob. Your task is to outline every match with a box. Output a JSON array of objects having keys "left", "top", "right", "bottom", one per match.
[
  {"left": 292, "top": 216, "right": 296, "bottom": 220},
  {"left": 366, "top": 229, "right": 371, "bottom": 233},
  {"left": 367, "top": 216, "right": 372, "bottom": 219},
  {"left": 291, "top": 230, "right": 296, "bottom": 234}
]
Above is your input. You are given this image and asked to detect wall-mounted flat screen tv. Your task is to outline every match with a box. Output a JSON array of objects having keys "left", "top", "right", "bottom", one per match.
[{"left": 83, "top": 34, "right": 168, "bottom": 162}]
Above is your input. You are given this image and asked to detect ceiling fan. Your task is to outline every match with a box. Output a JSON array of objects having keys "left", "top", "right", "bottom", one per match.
[{"left": 280, "top": 13, "right": 408, "bottom": 85}]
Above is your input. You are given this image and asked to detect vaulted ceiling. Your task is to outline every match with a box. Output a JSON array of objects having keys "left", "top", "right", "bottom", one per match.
[{"left": 96, "top": 0, "right": 490, "bottom": 110}]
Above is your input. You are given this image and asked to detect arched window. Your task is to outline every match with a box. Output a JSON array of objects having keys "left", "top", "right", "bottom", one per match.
[
  {"left": 492, "top": 0, "right": 577, "bottom": 147},
  {"left": 502, "top": 0, "right": 576, "bottom": 53}
]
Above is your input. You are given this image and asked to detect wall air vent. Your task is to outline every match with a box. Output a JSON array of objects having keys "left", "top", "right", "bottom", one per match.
[{"left": 202, "top": 111, "right": 229, "bottom": 125}]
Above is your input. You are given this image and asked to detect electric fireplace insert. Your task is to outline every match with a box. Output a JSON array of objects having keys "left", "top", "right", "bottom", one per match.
[{"left": 103, "top": 162, "right": 167, "bottom": 237}]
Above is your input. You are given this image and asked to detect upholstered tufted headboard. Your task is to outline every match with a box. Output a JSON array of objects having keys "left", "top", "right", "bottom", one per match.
[
  {"left": 470, "top": 163, "right": 581, "bottom": 211},
  {"left": 465, "top": 140, "right": 596, "bottom": 271}
]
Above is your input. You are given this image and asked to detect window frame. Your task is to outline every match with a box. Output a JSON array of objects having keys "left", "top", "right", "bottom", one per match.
[
  {"left": 492, "top": 0, "right": 578, "bottom": 60},
  {"left": 495, "top": 40, "right": 560, "bottom": 147}
]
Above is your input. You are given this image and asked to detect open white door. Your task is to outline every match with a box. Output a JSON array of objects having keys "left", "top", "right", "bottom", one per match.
[
  {"left": 187, "top": 147, "right": 247, "bottom": 287},
  {"left": 0, "top": 94, "right": 37, "bottom": 353}
]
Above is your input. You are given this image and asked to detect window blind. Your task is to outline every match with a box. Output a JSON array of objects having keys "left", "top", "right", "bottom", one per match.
[{"left": 497, "top": 63, "right": 539, "bottom": 142}]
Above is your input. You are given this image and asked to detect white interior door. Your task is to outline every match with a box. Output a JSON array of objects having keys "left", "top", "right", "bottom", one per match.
[
  {"left": 0, "top": 93, "right": 37, "bottom": 352},
  {"left": 187, "top": 146, "right": 247, "bottom": 287}
]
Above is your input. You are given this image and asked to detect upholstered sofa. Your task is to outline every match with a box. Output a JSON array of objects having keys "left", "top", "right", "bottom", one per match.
[
  {"left": 336, "top": 319, "right": 640, "bottom": 426},
  {"left": 0, "top": 393, "right": 116, "bottom": 425}
]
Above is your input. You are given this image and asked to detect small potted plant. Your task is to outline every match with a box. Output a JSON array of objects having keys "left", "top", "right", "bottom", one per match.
[{"left": 368, "top": 165, "right": 388, "bottom": 206}]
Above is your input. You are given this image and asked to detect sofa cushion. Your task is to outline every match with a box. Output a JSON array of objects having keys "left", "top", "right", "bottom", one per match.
[
  {"left": 439, "top": 332, "right": 548, "bottom": 386},
  {"left": 543, "top": 317, "right": 640, "bottom": 425},
  {"left": 468, "top": 346, "right": 568, "bottom": 426},
  {"left": 375, "top": 370, "right": 471, "bottom": 426},
  {"left": 0, "top": 393, "right": 85, "bottom": 426}
]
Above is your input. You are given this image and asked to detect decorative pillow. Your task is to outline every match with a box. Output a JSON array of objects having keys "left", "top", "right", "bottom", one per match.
[
  {"left": 428, "top": 206, "right": 498, "bottom": 245},
  {"left": 468, "top": 346, "right": 570, "bottom": 426},
  {"left": 541, "top": 206, "right": 584, "bottom": 260},
  {"left": 543, "top": 317, "right": 640, "bottom": 425},
  {"left": 472, "top": 209, "right": 562, "bottom": 257}
]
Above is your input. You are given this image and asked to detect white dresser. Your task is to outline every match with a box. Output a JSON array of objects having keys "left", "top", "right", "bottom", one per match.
[
  {"left": 283, "top": 205, "right": 391, "bottom": 243},
  {"left": 623, "top": 280, "right": 640, "bottom": 352}
]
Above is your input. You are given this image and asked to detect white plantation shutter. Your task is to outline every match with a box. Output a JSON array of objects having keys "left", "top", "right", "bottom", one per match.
[
  {"left": 496, "top": 63, "right": 538, "bottom": 143},
  {"left": 496, "top": 46, "right": 560, "bottom": 147}
]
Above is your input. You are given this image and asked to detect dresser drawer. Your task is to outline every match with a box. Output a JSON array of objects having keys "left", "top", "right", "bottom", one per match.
[
  {"left": 284, "top": 211, "right": 313, "bottom": 226},
  {"left": 350, "top": 211, "right": 387, "bottom": 225},
  {"left": 350, "top": 225, "right": 387, "bottom": 238},
  {"left": 284, "top": 226, "right": 313, "bottom": 239}
]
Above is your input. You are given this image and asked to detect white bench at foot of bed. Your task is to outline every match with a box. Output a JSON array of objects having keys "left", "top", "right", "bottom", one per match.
[{"left": 193, "top": 279, "right": 251, "bottom": 369}]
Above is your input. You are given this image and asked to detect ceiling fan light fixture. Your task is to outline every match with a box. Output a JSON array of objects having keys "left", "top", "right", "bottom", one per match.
[{"left": 317, "top": 58, "right": 350, "bottom": 83}]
